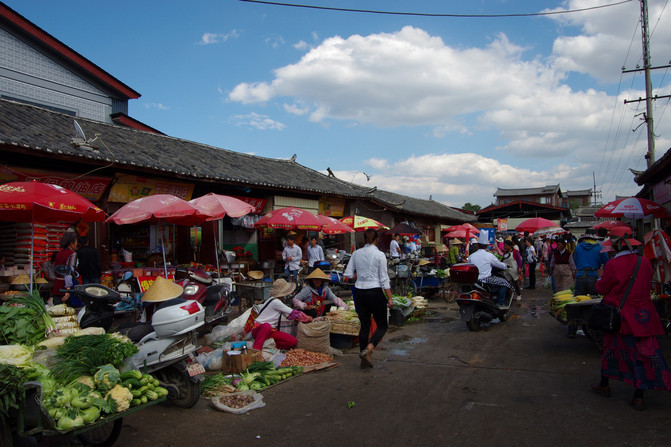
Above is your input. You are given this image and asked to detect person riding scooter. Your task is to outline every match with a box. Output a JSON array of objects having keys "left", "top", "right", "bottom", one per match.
[
  {"left": 467, "top": 231, "right": 511, "bottom": 307},
  {"left": 292, "top": 268, "right": 349, "bottom": 317}
]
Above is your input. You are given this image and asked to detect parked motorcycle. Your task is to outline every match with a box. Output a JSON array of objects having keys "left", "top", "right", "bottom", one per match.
[
  {"left": 450, "top": 263, "right": 514, "bottom": 331},
  {"left": 174, "top": 266, "right": 230, "bottom": 324},
  {"left": 59, "top": 278, "right": 205, "bottom": 409}
]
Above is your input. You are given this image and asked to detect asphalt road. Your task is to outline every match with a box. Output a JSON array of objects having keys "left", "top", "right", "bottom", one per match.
[{"left": 115, "top": 285, "right": 671, "bottom": 447}]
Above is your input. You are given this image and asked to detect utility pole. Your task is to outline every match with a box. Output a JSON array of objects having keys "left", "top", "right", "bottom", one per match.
[
  {"left": 623, "top": 0, "right": 671, "bottom": 167},
  {"left": 641, "top": 0, "right": 655, "bottom": 167}
]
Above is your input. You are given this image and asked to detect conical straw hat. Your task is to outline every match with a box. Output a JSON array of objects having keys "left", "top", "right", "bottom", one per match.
[
  {"left": 305, "top": 268, "right": 331, "bottom": 281},
  {"left": 142, "top": 276, "right": 184, "bottom": 302}
]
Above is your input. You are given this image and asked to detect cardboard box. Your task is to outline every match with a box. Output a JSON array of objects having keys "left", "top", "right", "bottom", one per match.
[{"left": 222, "top": 349, "right": 263, "bottom": 373}]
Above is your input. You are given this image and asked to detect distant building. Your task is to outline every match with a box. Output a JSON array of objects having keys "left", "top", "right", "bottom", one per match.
[{"left": 494, "top": 185, "right": 562, "bottom": 207}]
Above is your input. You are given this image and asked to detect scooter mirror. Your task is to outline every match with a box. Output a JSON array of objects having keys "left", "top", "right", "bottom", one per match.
[{"left": 122, "top": 270, "right": 133, "bottom": 281}]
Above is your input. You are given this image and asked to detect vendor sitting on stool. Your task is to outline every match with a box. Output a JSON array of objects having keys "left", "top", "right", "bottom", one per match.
[
  {"left": 292, "top": 268, "right": 349, "bottom": 318},
  {"left": 252, "top": 279, "right": 312, "bottom": 350}
]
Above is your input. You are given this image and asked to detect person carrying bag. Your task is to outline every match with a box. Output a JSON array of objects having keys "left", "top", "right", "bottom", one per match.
[{"left": 589, "top": 227, "right": 671, "bottom": 411}]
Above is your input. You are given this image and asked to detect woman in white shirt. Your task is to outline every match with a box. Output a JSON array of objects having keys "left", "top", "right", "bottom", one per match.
[
  {"left": 252, "top": 279, "right": 312, "bottom": 350},
  {"left": 344, "top": 229, "right": 393, "bottom": 368}
]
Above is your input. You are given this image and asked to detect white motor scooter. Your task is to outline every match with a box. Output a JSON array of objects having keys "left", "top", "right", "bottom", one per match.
[{"left": 58, "top": 272, "right": 205, "bottom": 409}]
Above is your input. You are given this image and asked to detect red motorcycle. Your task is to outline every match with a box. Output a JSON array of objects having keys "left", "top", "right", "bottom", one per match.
[{"left": 174, "top": 267, "right": 231, "bottom": 324}]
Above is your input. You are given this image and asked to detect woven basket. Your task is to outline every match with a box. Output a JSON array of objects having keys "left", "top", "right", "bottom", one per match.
[{"left": 329, "top": 320, "right": 360, "bottom": 336}]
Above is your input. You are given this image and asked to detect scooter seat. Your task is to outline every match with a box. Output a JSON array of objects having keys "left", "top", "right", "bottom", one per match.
[{"left": 116, "top": 322, "right": 154, "bottom": 343}]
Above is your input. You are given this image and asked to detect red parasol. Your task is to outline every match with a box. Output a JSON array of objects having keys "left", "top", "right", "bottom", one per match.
[
  {"left": 189, "top": 193, "right": 255, "bottom": 220},
  {"left": 0, "top": 181, "right": 105, "bottom": 223},
  {"left": 339, "top": 215, "right": 388, "bottom": 232},
  {"left": 0, "top": 181, "right": 106, "bottom": 291},
  {"left": 644, "top": 229, "right": 671, "bottom": 285},
  {"left": 591, "top": 220, "right": 632, "bottom": 232},
  {"left": 445, "top": 230, "right": 474, "bottom": 239},
  {"left": 316, "top": 214, "right": 354, "bottom": 234},
  {"left": 515, "top": 217, "right": 558, "bottom": 233},
  {"left": 442, "top": 223, "right": 480, "bottom": 234},
  {"left": 106, "top": 194, "right": 209, "bottom": 276},
  {"left": 254, "top": 206, "right": 323, "bottom": 230},
  {"left": 594, "top": 197, "right": 669, "bottom": 219}
]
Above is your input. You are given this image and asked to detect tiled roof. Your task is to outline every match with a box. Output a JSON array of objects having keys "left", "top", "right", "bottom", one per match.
[
  {"left": 0, "top": 99, "right": 474, "bottom": 223},
  {"left": 565, "top": 189, "right": 592, "bottom": 196},
  {"left": 495, "top": 185, "right": 560, "bottom": 197},
  {"left": 365, "top": 188, "right": 476, "bottom": 222},
  {"left": 0, "top": 99, "right": 364, "bottom": 197}
]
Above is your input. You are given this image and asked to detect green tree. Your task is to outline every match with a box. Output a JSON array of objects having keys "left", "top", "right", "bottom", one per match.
[{"left": 463, "top": 202, "right": 481, "bottom": 212}]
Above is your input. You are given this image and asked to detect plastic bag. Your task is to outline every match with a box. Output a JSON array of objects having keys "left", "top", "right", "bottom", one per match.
[
  {"left": 544, "top": 276, "right": 552, "bottom": 289},
  {"left": 210, "top": 390, "right": 265, "bottom": 414},
  {"left": 206, "top": 308, "right": 252, "bottom": 344},
  {"left": 196, "top": 348, "right": 223, "bottom": 371}
]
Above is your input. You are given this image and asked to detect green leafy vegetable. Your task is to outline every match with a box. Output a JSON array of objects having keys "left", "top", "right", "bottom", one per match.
[
  {"left": 0, "top": 363, "right": 35, "bottom": 417},
  {"left": 50, "top": 334, "right": 138, "bottom": 384}
]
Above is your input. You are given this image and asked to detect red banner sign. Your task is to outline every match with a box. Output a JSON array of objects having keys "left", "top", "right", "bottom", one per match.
[
  {"left": 0, "top": 167, "right": 111, "bottom": 201},
  {"left": 234, "top": 196, "right": 267, "bottom": 214}
]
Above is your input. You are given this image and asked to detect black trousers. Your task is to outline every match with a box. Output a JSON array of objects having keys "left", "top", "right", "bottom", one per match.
[
  {"left": 528, "top": 262, "right": 536, "bottom": 288},
  {"left": 353, "top": 287, "right": 388, "bottom": 350}
]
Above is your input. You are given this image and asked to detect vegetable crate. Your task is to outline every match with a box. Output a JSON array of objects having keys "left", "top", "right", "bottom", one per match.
[{"left": 329, "top": 320, "right": 360, "bottom": 336}]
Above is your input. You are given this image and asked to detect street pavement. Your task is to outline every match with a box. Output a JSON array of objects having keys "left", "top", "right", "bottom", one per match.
[{"left": 116, "top": 283, "right": 671, "bottom": 447}]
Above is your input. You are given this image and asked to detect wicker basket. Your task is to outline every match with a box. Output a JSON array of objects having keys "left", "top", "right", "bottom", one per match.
[{"left": 329, "top": 320, "right": 360, "bottom": 336}]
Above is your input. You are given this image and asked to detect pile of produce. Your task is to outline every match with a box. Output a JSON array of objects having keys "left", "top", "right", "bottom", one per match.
[
  {"left": 41, "top": 365, "right": 167, "bottom": 431},
  {"left": 391, "top": 296, "right": 412, "bottom": 309},
  {"left": 202, "top": 361, "right": 303, "bottom": 395},
  {"left": 216, "top": 394, "right": 255, "bottom": 409},
  {"left": 0, "top": 292, "right": 54, "bottom": 345},
  {"left": 435, "top": 269, "right": 447, "bottom": 278},
  {"left": 280, "top": 348, "right": 332, "bottom": 367},
  {"left": 49, "top": 333, "right": 138, "bottom": 383},
  {"left": 410, "top": 296, "right": 428, "bottom": 309},
  {"left": 548, "top": 290, "right": 594, "bottom": 322}
]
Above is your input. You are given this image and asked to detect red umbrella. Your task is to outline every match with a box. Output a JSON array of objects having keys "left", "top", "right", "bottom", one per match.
[
  {"left": 0, "top": 181, "right": 105, "bottom": 223},
  {"left": 0, "top": 181, "right": 106, "bottom": 291},
  {"left": 515, "top": 217, "right": 558, "bottom": 233},
  {"left": 591, "top": 220, "right": 632, "bottom": 231},
  {"left": 106, "top": 194, "right": 209, "bottom": 276},
  {"left": 594, "top": 197, "right": 669, "bottom": 218},
  {"left": 445, "top": 230, "right": 473, "bottom": 239},
  {"left": 339, "top": 215, "right": 388, "bottom": 232},
  {"left": 316, "top": 214, "right": 354, "bottom": 234},
  {"left": 189, "top": 193, "right": 255, "bottom": 220},
  {"left": 255, "top": 206, "right": 323, "bottom": 230},
  {"left": 442, "top": 223, "right": 480, "bottom": 234}
]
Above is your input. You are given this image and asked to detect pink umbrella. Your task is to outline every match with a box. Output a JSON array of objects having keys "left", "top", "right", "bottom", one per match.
[
  {"left": 189, "top": 193, "right": 255, "bottom": 273},
  {"left": 255, "top": 206, "right": 323, "bottom": 230},
  {"left": 594, "top": 197, "right": 669, "bottom": 218},
  {"left": 106, "top": 194, "right": 209, "bottom": 276},
  {"left": 189, "top": 193, "right": 255, "bottom": 220},
  {"left": 316, "top": 214, "right": 354, "bottom": 234},
  {"left": 445, "top": 230, "right": 474, "bottom": 239},
  {"left": 515, "top": 217, "right": 558, "bottom": 233}
]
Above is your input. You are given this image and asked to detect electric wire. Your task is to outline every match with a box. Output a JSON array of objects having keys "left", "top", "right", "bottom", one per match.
[{"left": 239, "top": 0, "right": 633, "bottom": 18}]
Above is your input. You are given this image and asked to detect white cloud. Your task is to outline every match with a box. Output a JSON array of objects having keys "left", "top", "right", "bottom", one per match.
[
  {"left": 142, "top": 102, "right": 170, "bottom": 110},
  {"left": 265, "top": 35, "right": 285, "bottom": 49},
  {"left": 198, "top": 30, "right": 239, "bottom": 45},
  {"left": 283, "top": 102, "right": 309, "bottom": 115},
  {"left": 231, "top": 112, "right": 286, "bottom": 131},
  {"left": 294, "top": 40, "right": 309, "bottom": 50}
]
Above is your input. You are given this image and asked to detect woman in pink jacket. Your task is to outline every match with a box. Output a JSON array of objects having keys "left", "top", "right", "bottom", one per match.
[{"left": 590, "top": 228, "right": 671, "bottom": 411}]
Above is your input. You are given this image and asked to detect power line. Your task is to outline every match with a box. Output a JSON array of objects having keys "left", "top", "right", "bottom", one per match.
[{"left": 239, "top": 0, "right": 634, "bottom": 18}]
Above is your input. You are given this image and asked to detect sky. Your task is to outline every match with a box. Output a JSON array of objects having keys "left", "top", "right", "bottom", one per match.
[{"left": 6, "top": 0, "right": 671, "bottom": 209}]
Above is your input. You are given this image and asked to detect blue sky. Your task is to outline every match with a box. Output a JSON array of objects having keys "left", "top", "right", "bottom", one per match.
[{"left": 6, "top": 0, "right": 671, "bottom": 208}]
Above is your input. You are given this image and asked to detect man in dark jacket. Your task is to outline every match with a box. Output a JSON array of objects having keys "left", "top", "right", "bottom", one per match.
[{"left": 77, "top": 236, "right": 101, "bottom": 285}]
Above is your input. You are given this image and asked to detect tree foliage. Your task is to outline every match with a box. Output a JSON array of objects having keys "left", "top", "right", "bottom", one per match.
[{"left": 462, "top": 202, "right": 481, "bottom": 212}]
